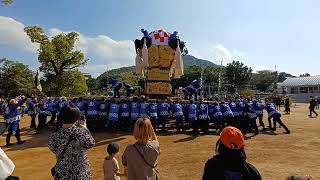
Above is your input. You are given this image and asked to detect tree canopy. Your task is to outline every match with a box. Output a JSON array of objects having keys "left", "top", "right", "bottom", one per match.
[
  {"left": 250, "top": 70, "right": 278, "bottom": 92},
  {"left": 24, "top": 25, "right": 88, "bottom": 96},
  {"left": 86, "top": 77, "right": 99, "bottom": 94},
  {"left": 1, "top": 0, "right": 13, "bottom": 5},
  {"left": 277, "top": 72, "right": 295, "bottom": 82},
  {"left": 299, "top": 73, "right": 311, "bottom": 77},
  {"left": 171, "top": 66, "right": 223, "bottom": 91},
  {"left": 0, "top": 58, "right": 35, "bottom": 97},
  {"left": 42, "top": 70, "right": 88, "bottom": 96},
  {"left": 224, "top": 61, "right": 252, "bottom": 91}
]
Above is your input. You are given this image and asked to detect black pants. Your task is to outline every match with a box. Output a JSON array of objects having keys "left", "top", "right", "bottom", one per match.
[
  {"left": 309, "top": 107, "right": 318, "bottom": 116},
  {"left": 92, "top": 116, "right": 106, "bottom": 132},
  {"left": 213, "top": 117, "right": 223, "bottom": 131},
  {"left": 191, "top": 121, "right": 199, "bottom": 136},
  {"left": 109, "top": 121, "right": 119, "bottom": 132},
  {"left": 200, "top": 119, "right": 209, "bottom": 134},
  {"left": 6, "top": 125, "right": 21, "bottom": 144},
  {"left": 232, "top": 116, "right": 240, "bottom": 128},
  {"left": 159, "top": 117, "right": 168, "bottom": 131},
  {"left": 47, "top": 113, "right": 56, "bottom": 126},
  {"left": 86, "top": 117, "right": 98, "bottom": 131},
  {"left": 120, "top": 117, "right": 130, "bottom": 131},
  {"left": 150, "top": 117, "right": 157, "bottom": 131},
  {"left": 268, "top": 116, "right": 273, "bottom": 129},
  {"left": 239, "top": 117, "right": 247, "bottom": 133},
  {"left": 257, "top": 115, "right": 265, "bottom": 128},
  {"left": 272, "top": 116, "right": 290, "bottom": 133},
  {"left": 55, "top": 114, "right": 63, "bottom": 131},
  {"left": 250, "top": 118, "right": 259, "bottom": 135},
  {"left": 188, "top": 88, "right": 198, "bottom": 100},
  {"left": 182, "top": 91, "right": 189, "bottom": 100},
  {"left": 126, "top": 89, "right": 133, "bottom": 97},
  {"left": 30, "top": 114, "right": 37, "bottom": 129},
  {"left": 113, "top": 83, "right": 122, "bottom": 98},
  {"left": 175, "top": 116, "right": 184, "bottom": 132},
  {"left": 242, "top": 116, "right": 258, "bottom": 135},
  {"left": 36, "top": 115, "right": 47, "bottom": 133},
  {"left": 224, "top": 116, "right": 233, "bottom": 127},
  {"left": 285, "top": 105, "right": 290, "bottom": 113}
]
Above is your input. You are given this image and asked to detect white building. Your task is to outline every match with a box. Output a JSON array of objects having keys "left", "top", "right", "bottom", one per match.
[{"left": 278, "top": 76, "right": 320, "bottom": 102}]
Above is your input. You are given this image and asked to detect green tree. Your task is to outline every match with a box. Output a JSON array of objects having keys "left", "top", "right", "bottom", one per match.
[
  {"left": 97, "top": 66, "right": 142, "bottom": 90},
  {"left": 299, "top": 73, "right": 311, "bottom": 77},
  {"left": 171, "top": 66, "right": 202, "bottom": 89},
  {"left": 1, "top": 0, "right": 13, "bottom": 5},
  {"left": 171, "top": 65, "right": 223, "bottom": 94},
  {"left": 43, "top": 71, "right": 87, "bottom": 96},
  {"left": 61, "top": 71, "right": 88, "bottom": 96},
  {"left": 224, "top": 61, "right": 252, "bottom": 93},
  {"left": 277, "top": 72, "right": 294, "bottom": 82},
  {"left": 86, "top": 77, "right": 99, "bottom": 94},
  {"left": 0, "top": 58, "right": 34, "bottom": 97},
  {"left": 250, "top": 70, "right": 278, "bottom": 92},
  {"left": 24, "top": 26, "right": 88, "bottom": 96}
]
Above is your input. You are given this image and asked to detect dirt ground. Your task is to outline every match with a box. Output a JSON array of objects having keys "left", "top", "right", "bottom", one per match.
[{"left": 1, "top": 103, "right": 320, "bottom": 180}]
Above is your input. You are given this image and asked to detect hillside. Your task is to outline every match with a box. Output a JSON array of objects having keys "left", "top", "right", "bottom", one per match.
[
  {"left": 97, "top": 55, "right": 220, "bottom": 79},
  {"left": 183, "top": 55, "right": 221, "bottom": 68}
]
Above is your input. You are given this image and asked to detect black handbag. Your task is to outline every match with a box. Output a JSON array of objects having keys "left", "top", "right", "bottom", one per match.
[{"left": 51, "top": 131, "right": 75, "bottom": 177}]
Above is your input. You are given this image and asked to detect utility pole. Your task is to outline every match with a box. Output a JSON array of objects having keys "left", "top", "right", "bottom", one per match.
[
  {"left": 218, "top": 59, "right": 223, "bottom": 95},
  {"left": 200, "top": 66, "right": 204, "bottom": 98}
]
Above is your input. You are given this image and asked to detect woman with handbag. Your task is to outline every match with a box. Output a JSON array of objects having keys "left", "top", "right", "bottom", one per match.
[
  {"left": 122, "top": 117, "right": 160, "bottom": 180},
  {"left": 48, "top": 105, "right": 95, "bottom": 180}
]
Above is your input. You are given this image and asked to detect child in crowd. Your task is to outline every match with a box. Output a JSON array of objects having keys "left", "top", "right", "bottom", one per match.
[{"left": 103, "top": 142, "right": 123, "bottom": 180}]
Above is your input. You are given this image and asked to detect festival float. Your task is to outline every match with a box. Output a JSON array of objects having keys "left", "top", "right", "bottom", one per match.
[{"left": 134, "top": 28, "right": 188, "bottom": 97}]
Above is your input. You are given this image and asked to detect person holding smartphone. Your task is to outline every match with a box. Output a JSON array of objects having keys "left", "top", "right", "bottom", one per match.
[{"left": 48, "top": 105, "right": 95, "bottom": 180}]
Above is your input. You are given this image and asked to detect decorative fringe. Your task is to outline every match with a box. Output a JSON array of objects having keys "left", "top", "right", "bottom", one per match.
[
  {"left": 142, "top": 38, "right": 149, "bottom": 68},
  {"left": 135, "top": 50, "right": 143, "bottom": 75},
  {"left": 174, "top": 40, "right": 184, "bottom": 77},
  {"left": 170, "top": 59, "right": 176, "bottom": 77}
]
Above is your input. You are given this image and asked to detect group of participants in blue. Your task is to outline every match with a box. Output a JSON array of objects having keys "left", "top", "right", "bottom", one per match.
[{"left": 22, "top": 96, "right": 291, "bottom": 136}]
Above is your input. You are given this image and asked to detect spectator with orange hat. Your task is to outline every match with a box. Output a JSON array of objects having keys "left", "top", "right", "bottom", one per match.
[{"left": 202, "top": 126, "right": 262, "bottom": 180}]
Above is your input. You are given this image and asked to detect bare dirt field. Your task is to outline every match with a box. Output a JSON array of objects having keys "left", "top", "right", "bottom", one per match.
[{"left": 1, "top": 103, "right": 320, "bottom": 180}]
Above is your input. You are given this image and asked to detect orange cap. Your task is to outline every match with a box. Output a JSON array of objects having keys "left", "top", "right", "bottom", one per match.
[{"left": 220, "top": 126, "right": 244, "bottom": 150}]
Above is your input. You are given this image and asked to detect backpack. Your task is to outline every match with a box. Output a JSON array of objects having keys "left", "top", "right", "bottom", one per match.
[{"left": 223, "top": 162, "right": 253, "bottom": 180}]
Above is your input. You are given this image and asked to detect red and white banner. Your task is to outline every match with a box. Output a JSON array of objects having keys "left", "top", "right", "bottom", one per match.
[{"left": 149, "top": 29, "right": 171, "bottom": 45}]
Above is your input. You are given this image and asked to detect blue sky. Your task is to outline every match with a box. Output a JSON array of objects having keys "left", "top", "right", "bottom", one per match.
[{"left": 1, "top": 0, "right": 320, "bottom": 77}]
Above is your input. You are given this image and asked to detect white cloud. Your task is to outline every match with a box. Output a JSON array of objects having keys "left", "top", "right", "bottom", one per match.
[
  {"left": 49, "top": 28, "right": 135, "bottom": 72},
  {"left": 0, "top": 16, "right": 253, "bottom": 77},
  {"left": 0, "top": 18, "right": 136, "bottom": 76},
  {"left": 0, "top": 16, "right": 39, "bottom": 53},
  {"left": 251, "top": 64, "right": 272, "bottom": 72},
  {"left": 209, "top": 44, "right": 247, "bottom": 65},
  {"left": 80, "top": 63, "right": 124, "bottom": 78},
  {"left": 190, "top": 44, "right": 248, "bottom": 66}
]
